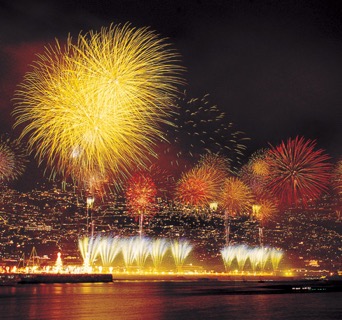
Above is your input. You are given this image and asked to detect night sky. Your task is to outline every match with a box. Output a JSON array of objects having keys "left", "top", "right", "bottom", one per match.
[{"left": 1, "top": 0, "right": 341, "bottom": 189}]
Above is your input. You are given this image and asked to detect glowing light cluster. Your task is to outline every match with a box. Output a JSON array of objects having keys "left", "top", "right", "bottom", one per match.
[
  {"left": 13, "top": 23, "right": 184, "bottom": 187},
  {"left": 221, "top": 245, "right": 283, "bottom": 272}
]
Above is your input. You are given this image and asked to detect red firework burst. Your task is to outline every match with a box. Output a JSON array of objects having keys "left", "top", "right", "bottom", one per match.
[
  {"left": 176, "top": 154, "right": 228, "bottom": 208},
  {"left": 266, "top": 136, "right": 332, "bottom": 206},
  {"left": 125, "top": 172, "right": 157, "bottom": 216}
]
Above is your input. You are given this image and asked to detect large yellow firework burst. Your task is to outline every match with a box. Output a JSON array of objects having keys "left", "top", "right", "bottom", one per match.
[{"left": 13, "top": 23, "right": 184, "bottom": 187}]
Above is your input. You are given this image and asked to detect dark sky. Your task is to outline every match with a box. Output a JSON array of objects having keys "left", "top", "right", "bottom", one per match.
[{"left": 0, "top": 0, "right": 341, "bottom": 188}]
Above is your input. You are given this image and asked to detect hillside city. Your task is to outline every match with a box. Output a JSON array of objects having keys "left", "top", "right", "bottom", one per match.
[{"left": 0, "top": 181, "right": 341, "bottom": 274}]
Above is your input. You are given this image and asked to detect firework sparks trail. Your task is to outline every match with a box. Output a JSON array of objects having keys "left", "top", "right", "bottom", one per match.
[
  {"left": 221, "top": 245, "right": 283, "bottom": 272},
  {"left": 159, "top": 93, "right": 248, "bottom": 174},
  {"left": 252, "top": 198, "right": 278, "bottom": 246},
  {"left": 269, "top": 248, "right": 284, "bottom": 271},
  {"left": 235, "top": 245, "right": 250, "bottom": 271},
  {"left": 220, "top": 246, "right": 237, "bottom": 271},
  {"left": 13, "top": 23, "right": 184, "bottom": 188}
]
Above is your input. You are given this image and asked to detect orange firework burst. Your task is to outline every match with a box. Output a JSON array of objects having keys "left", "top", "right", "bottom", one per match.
[
  {"left": 266, "top": 136, "right": 332, "bottom": 207},
  {"left": 176, "top": 154, "right": 228, "bottom": 209}
]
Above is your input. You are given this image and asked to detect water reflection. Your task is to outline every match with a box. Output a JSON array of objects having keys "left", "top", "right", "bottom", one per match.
[{"left": 0, "top": 283, "right": 341, "bottom": 320}]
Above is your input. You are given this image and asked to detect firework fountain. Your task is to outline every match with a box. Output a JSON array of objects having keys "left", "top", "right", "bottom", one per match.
[
  {"left": 78, "top": 236, "right": 101, "bottom": 272},
  {"left": 150, "top": 238, "right": 169, "bottom": 271},
  {"left": 170, "top": 239, "right": 193, "bottom": 272},
  {"left": 220, "top": 244, "right": 284, "bottom": 274},
  {"left": 98, "top": 236, "right": 121, "bottom": 268}
]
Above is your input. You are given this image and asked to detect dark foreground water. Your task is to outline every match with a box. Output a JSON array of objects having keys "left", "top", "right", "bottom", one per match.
[{"left": 0, "top": 281, "right": 341, "bottom": 320}]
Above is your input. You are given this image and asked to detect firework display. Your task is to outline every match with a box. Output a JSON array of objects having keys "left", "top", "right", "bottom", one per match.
[
  {"left": 120, "top": 237, "right": 137, "bottom": 268},
  {"left": 176, "top": 154, "right": 228, "bottom": 209},
  {"left": 78, "top": 236, "right": 101, "bottom": 269},
  {"left": 266, "top": 136, "right": 332, "bottom": 206},
  {"left": 221, "top": 245, "right": 283, "bottom": 273},
  {"left": 77, "top": 236, "right": 195, "bottom": 272},
  {"left": 133, "top": 237, "right": 151, "bottom": 269},
  {"left": 3, "top": 19, "right": 340, "bottom": 284},
  {"left": 0, "top": 135, "right": 26, "bottom": 184},
  {"left": 239, "top": 149, "right": 270, "bottom": 198},
  {"left": 13, "top": 23, "right": 184, "bottom": 187}
]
